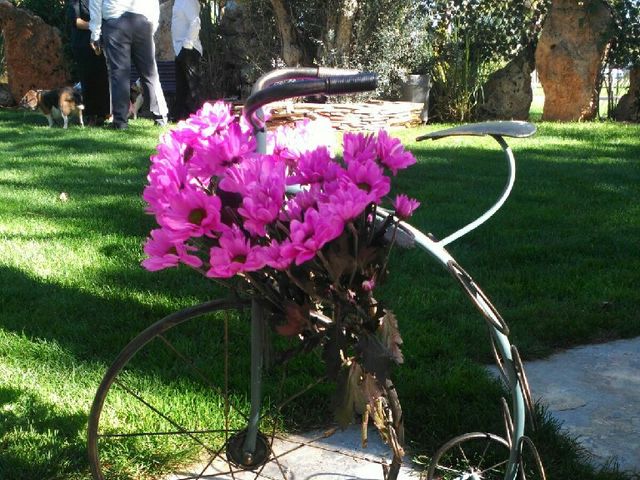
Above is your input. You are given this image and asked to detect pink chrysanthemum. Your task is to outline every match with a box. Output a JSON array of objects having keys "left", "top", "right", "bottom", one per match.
[
  {"left": 261, "top": 241, "right": 294, "bottom": 270},
  {"left": 207, "top": 227, "right": 265, "bottom": 278},
  {"left": 219, "top": 155, "right": 286, "bottom": 236},
  {"left": 143, "top": 157, "right": 190, "bottom": 215},
  {"left": 268, "top": 118, "right": 335, "bottom": 171},
  {"left": 392, "top": 194, "right": 420, "bottom": 220},
  {"left": 346, "top": 160, "right": 390, "bottom": 203},
  {"left": 281, "top": 208, "right": 342, "bottom": 265},
  {"left": 142, "top": 228, "right": 202, "bottom": 271},
  {"left": 190, "top": 101, "right": 234, "bottom": 137},
  {"left": 159, "top": 188, "right": 223, "bottom": 240},
  {"left": 319, "top": 179, "right": 370, "bottom": 222},
  {"left": 191, "top": 122, "right": 256, "bottom": 178},
  {"left": 376, "top": 130, "right": 417, "bottom": 175},
  {"left": 343, "top": 131, "right": 377, "bottom": 165},
  {"left": 288, "top": 147, "right": 342, "bottom": 186},
  {"left": 239, "top": 181, "right": 285, "bottom": 237},
  {"left": 280, "top": 188, "right": 319, "bottom": 222},
  {"left": 362, "top": 278, "right": 376, "bottom": 292}
]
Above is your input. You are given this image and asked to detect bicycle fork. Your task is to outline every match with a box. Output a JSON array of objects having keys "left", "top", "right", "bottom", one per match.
[{"left": 242, "top": 299, "right": 266, "bottom": 464}]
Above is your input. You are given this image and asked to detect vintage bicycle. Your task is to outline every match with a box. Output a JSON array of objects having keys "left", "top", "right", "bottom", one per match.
[{"left": 87, "top": 68, "right": 546, "bottom": 480}]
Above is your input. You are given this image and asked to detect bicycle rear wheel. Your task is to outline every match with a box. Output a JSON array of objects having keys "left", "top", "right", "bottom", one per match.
[{"left": 88, "top": 298, "right": 403, "bottom": 480}]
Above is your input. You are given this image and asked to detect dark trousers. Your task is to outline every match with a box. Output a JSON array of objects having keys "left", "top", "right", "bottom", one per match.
[
  {"left": 72, "top": 44, "right": 110, "bottom": 120},
  {"left": 102, "top": 12, "right": 167, "bottom": 126},
  {"left": 173, "top": 47, "right": 202, "bottom": 121}
]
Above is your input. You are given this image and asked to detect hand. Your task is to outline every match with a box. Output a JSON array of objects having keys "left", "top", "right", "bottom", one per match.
[{"left": 90, "top": 40, "right": 102, "bottom": 56}]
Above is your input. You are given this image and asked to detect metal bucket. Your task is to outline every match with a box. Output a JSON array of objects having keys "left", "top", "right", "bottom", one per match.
[{"left": 402, "top": 74, "right": 431, "bottom": 122}]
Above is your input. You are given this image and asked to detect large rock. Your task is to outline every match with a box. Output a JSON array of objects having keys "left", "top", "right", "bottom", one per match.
[
  {"left": 0, "top": 0, "right": 70, "bottom": 104},
  {"left": 612, "top": 67, "right": 640, "bottom": 122},
  {"left": 476, "top": 46, "right": 535, "bottom": 121},
  {"left": 154, "top": 0, "right": 175, "bottom": 62},
  {"left": 535, "top": 0, "right": 614, "bottom": 121}
]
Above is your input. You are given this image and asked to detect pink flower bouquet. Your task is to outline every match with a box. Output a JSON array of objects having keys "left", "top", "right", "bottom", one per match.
[{"left": 142, "top": 100, "right": 419, "bottom": 441}]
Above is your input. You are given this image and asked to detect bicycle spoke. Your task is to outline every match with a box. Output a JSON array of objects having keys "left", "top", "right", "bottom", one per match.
[
  {"left": 262, "top": 423, "right": 291, "bottom": 480},
  {"left": 476, "top": 435, "right": 494, "bottom": 470},
  {"left": 157, "top": 333, "right": 250, "bottom": 424},
  {"left": 435, "top": 464, "right": 465, "bottom": 474},
  {"left": 193, "top": 439, "right": 235, "bottom": 480},
  {"left": 457, "top": 443, "right": 470, "bottom": 464},
  {"left": 100, "top": 428, "right": 239, "bottom": 438},
  {"left": 109, "top": 378, "right": 217, "bottom": 455},
  {"left": 271, "top": 375, "right": 327, "bottom": 415},
  {"left": 479, "top": 458, "right": 509, "bottom": 475}
]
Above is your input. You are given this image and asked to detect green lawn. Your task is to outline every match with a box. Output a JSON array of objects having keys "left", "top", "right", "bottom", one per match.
[{"left": 1, "top": 109, "right": 638, "bottom": 479}]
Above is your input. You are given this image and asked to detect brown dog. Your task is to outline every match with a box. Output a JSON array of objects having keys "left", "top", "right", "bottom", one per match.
[{"left": 19, "top": 87, "right": 85, "bottom": 128}]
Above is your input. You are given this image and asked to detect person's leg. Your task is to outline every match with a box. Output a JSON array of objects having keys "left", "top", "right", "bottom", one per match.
[
  {"left": 102, "top": 15, "right": 132, "bottom": 128},
  {"left": 77, "top": 45, "right": 110, "bottom": 125},
  {"left": 90, "top": 52, "right": 112, "bottom": 123},
  {"left": 173, "top": 49, "right": 189, "bottom": 121},
  {"left": 73, "top": 45, "right": 96, "bottom": 125},
  {"left": 129, "top": 14, "right": 168, "bottom": 123},
  {"left": 183, "top": 48, "right": 202, "bottom": 117}
]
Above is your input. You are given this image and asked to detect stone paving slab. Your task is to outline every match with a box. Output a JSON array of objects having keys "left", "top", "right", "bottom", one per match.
[{"left": 516, "top": 336, "right": 640, "bottom": 473}]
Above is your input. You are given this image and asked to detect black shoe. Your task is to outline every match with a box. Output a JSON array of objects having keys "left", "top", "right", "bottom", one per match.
[{"left": 107, "top": 122, "right": 128, "bottom": 130}]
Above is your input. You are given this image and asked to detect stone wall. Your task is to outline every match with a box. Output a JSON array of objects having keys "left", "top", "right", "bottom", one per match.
[
  {"left": 0, "top": 0, "right": 70, "bottom": 104},
  {"left": 535, "top": 0, "right": 614, "bottom": 121}
]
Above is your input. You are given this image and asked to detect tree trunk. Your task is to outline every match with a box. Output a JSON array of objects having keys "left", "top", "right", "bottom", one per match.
[
  {"left": 334, "top": 0, "right": 358, "bottom": 63},
  {"left": 269, "top": 0, "right": 305, "bottom": 66},
  {"left": 321, "top": 0, "right": 359, "bottom": 65}
]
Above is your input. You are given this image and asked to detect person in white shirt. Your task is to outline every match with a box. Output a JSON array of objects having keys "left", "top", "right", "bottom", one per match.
[
  {"left": 89, "top": 0, "right": 168, "bottom": 129},
  {"left": 171, "top": 0, "right": 203, "bottom": 121}
]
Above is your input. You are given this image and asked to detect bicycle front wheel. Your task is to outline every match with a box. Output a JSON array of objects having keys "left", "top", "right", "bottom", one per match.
[{"left": 88, "top": 298, "right": 403, "bottom": 480}]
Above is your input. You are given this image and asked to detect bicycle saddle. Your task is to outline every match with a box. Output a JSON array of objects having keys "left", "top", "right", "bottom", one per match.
[{"left": 416, "top": 121, "right": 536, "bottom": 141}]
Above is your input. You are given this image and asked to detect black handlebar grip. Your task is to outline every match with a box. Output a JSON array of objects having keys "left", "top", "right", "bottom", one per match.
[{"left": 324, "top": 73, "right": 378, "bottom": 95}]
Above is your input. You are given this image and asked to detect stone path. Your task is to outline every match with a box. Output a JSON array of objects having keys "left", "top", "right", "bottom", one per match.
[
  {"left": 516, "top": 336, "right": 640, "bottom": 472},
  {"left": 167, "top": 426, "right": 422, "bottom": 479},
  {"left": 169, "top": 336, "right": 640, "bottom": 478}
]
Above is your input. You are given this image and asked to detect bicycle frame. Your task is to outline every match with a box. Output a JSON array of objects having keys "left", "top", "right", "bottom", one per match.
[
  {"left": 241, "top": 67, "right": 378, "bottom": 463},
  {"left": 242, "top": 67, "right": 539, "bottom": 480}
]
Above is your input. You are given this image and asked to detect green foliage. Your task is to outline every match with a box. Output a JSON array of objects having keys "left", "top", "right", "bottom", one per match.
[
  {"left": 420, "top": 0, "right": 549, "bottom": 121},
  {"left": 607, "top": 0, "right": 640, "bottom": 68},
  {"left": 224, "top": 1, "right": 548, "bottom": 115},
  {"left": 10, "top": 0, "right": 67, "bottom": 33},
  {"left": 348, "top": 1, "right": 418, "bottom": 98}
]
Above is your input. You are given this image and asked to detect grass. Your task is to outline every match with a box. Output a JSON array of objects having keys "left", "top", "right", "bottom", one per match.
[{"left": 1, "top": 109, "right": 639, "bottom": 479}]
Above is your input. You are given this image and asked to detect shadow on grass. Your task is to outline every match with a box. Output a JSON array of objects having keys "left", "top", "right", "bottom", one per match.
[
  {"left": 0, "top": 386, "right": 88, "bottom": 480},
  {"left": 0, "top": 265, "right": 173, "bottom": 362}
]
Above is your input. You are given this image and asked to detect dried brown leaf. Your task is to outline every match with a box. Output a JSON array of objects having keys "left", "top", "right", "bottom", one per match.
[{"left": 378, "top": 310, "right": 404, "bottom": 365}]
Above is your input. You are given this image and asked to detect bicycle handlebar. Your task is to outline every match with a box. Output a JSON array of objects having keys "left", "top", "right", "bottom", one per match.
[
  {"left": 244, "top": 72, "right": 378, "bottom": 130},
  {"left": 251, "top": 67, "right": 363, "bottom": 94}
]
